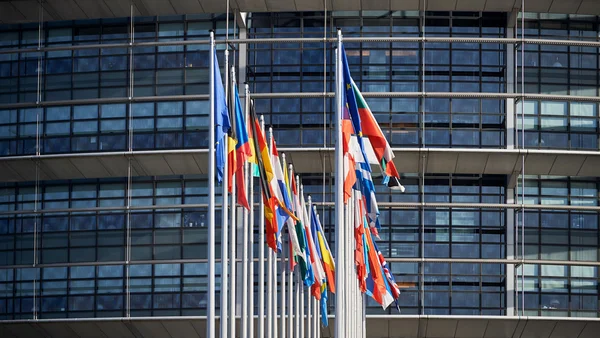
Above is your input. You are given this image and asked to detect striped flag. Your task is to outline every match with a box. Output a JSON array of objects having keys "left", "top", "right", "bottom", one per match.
[
  {"left": 311, "top": 205, "right": 336, "bottom": 293},
  {"left": 227, "top": 81, "right": 252, "bottom": 209}
]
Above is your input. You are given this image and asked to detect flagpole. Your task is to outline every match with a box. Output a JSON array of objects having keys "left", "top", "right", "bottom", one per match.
[
  {"left": 334, "top": 28, "right": 345, "bottom": 338},
  {"left": 242, "top": 159, "right": 250, "bottom": 337},
  {"left": 207, "top": 30, "right": 217, "bottom": 338},
  {"left": 295, "top": 175, "right": 302, "bottom": 338},
  {"left": 280, "top": 232, "right": 286, "bottom": 338},
  {"left": 220, "top": 48, "right": 230, "bottom": 338},
  {"left": 265, "top": 117, "right": 274, "bottom": 338},
  {"left": 279, "top": 153, "right": 288, "bottom": 338},
  {"left": 246, "top": 84, "right": 255, "bottom": 338},
  {"left": 307, "top": 195, "right": 312, "bottom": 338},
  {"left": 229, "top": 66, "right": 238, "bottom": 338},
  {"left": 258, "top": 113, "right": 266, "bottom": 338},
  {"left": 299, "top": 183, "right": 306, "bottom": 338},
  {"left": 287, "top": 163, "right": 294, "bottom": 338},
  {"left": 268, "top": 126, "right": 279, "bottom": 338},
  {"left": 240, "top": 82, "right": 253, "bottom": 337}
]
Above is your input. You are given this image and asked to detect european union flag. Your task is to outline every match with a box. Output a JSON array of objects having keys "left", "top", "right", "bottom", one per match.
[{"left": 213, "top": 50, "right": 231, "bottom": 183}]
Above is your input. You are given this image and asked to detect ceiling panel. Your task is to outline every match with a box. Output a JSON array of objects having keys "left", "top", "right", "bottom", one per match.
[
  {"left": 426, "top": 319, "right": 458, "bottom": 338},
  {"left": 485, "top": 0, "right": 518, "bottom": 12},
  {"left": 524, "top": 0, "right": 554, "bottom": 13},
  {"left": 549, "top": 0, "right": 580, "bottom": 13},
  {"left": 391, "top": 0, "right": 421, "bottom": 10},
  {"left": 578, "top": 0, "right": 600, "bottom": 14},
  {"left": 456, "top": 0, "right": 486, "bottom": 11},
  {"left": 47, "top": 0, "right": 86, "bottom": 20},
  {"left": 37, "top": 323, "right": 80, "bottom": 338},
  {"left": 235, "top": 0, "right": 268, "bottom": 12},
  {"left": 362, "top": 0, "right": 389, "bottom": 11},
  {"left": 455, "top": 318, "right": 489, "bottom": 338},
  {"left": 76, "top": 0, "right": 115, "bottom": 19},
  {"left": 66, "top": 322, "right": 107, "bottom": 338},
  {"left": 0, "top": 2, "right": 26, "bottom": 23},
  {"left": 168, "top": 0, "right": 205, "bottom": 14},
  {"left": 549, "top": 320, "right": 586, "bottom": 338},
  {"left": 265, "top": 0, "right": 297, "bottom": 11},
  {"left": 331, "top": 0, "right": 361, "bottom": 11},
  {"left": 427, "top": 0, "right": 457, "bottom": 11},
  {"left": 455, "top": 152, "right": 489, "bottom": 174},
  {"left": 103, "top": 0, "right": 142, "bottom": 18},
  {"left": 142, "top": 0, "right": 177, "bottom": 15}
]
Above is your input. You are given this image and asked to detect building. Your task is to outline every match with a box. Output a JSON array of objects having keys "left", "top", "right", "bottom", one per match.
[{"left": 1, "top": 0, "right": 600, "bottom": 337}]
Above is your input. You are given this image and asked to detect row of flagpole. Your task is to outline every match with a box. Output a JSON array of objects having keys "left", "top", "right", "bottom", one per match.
[
  {"left": 209, "top": 27, "right": 406, "bottom": 338},
  {"left": 208, "top": 30, "right": 332, "bottom": 338}
]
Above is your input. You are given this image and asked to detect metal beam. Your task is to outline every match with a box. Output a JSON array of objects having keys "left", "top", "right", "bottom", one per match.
[
  {"left": 5, "top": 36, "right": 600, "bottom": 55},
  {"left": 3, "top": 92, "right": 600, "bottom": 110}
]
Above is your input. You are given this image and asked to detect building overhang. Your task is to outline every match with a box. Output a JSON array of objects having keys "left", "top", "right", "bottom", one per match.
[
  {"left": 0, "top": 148, "right": 599, "bottom": 183},
  {"left": 0, "top": 315, "right": 599, "bottom": 338},
  {"left": 1, "top": 0, "right": 600, "bottom": 25}
]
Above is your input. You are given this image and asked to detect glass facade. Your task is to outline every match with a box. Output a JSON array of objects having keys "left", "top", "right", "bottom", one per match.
[{"left": 1, "top": 10, "right": 600, "bottom": 321}]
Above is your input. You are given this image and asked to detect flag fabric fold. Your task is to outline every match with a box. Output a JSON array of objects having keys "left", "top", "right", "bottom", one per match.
[
  {"left": 227, "top": 81, "right": 252, "bottom": 209},
  {"left": 213, "top": 50, "right": 231, "bottom": 183},
  {"left": 248, "top": 102, "right": 279, "bottom": 251}
]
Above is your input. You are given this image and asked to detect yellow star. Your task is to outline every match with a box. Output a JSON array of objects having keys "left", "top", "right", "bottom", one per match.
[{"left": 346, "top": 84, "right": 351, "bottom": 90}]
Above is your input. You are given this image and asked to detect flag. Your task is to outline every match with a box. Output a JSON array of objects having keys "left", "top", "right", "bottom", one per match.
[
  {"left": 373, "top": 239, "right": 401, "bottom": 311},
  {"left": 363, "top": 212, "right": 394, "bottom": 309},
  {"left": 269, "top": 135, "right": 298, "bottom": 251},
  {"left": 213, "top": 50, "right": 231, "bottom": 183},
  {"left": 245, "top": 98, "right": 260, "bottom": 178},
  {"left": 295, "top": 180, "right": 314, "bottom": 287},
  {"left": 304, "top": 198, "right": 326, "bottom": 299},
  {"left": 350, "top": 80, "right": 404, "bottom": 191},
  {"left": 353, "top": 191, "right": 367, "bottom": 293},
  {"left": 312, "top": 206, "right": 336, "bottom": 293},
  {"left": 284, "top": 161, "right": 305, "bottom": 268},
  {"left": 248, "top": 104, "right": 278, "bottom": 251},
  {"left": 227, "top": 81, "right": 252, "bottom": 209},
  {"left": 320, "top": 283, "right": 329, "bottom": 327}
]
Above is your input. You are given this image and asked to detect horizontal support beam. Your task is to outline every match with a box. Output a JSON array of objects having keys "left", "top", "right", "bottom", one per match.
[
  {"left": 2, "top": 147, "right": 600, "bottom": 183},
  {"left": 1, "top": 257, "right": 598, "bottom": 271},
  {"left": 1, "top": 201, "right": 600, "bottom": 216},
  {"left": 3, "top": 36, "right": 600, "bottom": 55},
  {"left": 1, "top": 92, "right": 599, "bottom": 110}
]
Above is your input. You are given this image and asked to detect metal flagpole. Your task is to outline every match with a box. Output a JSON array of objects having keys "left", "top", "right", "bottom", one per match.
[
  {"left": 334, "top": 28, "right": 345, "bottom": 338},
  {"left": 230, "top": 67, "right": 238, "bottom": 338},
  {"left": 279, "top": 154, "right": 288, "bottom": 338},
  {"left": 240, "top": 82, "right": 251, "bottom": 337},
  {"left": 280, "top": 230, "right": 286, "bottom": 338},
  {"left": 307, "top": 195, "right": 312, "bottom": 338},
  {"left": 207, "top": 30, "right": 217, "bottom": 338},
  {"left": 246, "top": 84, "right": 255, "bottom": 338},
  {"left": 287, "top": 164, "right": 294, "bottom": 338},
  {"left": 266, "top": 118, "right": 274, "bottom": 338},
  {"left": 295, "top": 177, "right": 301, "bottom": 338},
  {"left": 268, "top": 127, "right": 279, "bottom": 338},
  {"left": 242, "top": 160, "right": 250, "bottom": 337},
  {"left": 221, "top": 49, "right": 230, "bottom": 338},
  {"left": 299, "top": 184, "right": 305, "bottom": 338},
  {"left": 295, "top": 272, "right": 300, "bottom": 338},
  {"left": 307, "top": 286, "right": 312, "bottom": 338},
  {"left": 258, "top": 113, "right": 266, "bottom": 338}
]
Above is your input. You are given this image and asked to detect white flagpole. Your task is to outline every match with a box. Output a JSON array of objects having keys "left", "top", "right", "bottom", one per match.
[
  {"left": 307, "top": 290, "right": 312, "bottom": 338},
  {"left": 265, "top": 118, "right": 274, "bottom": 338},
  {"left": 307, "top": 195, "right": 312, "bottom": 338},
  {"left": 279, "top": 153, "right": 288, "bottom": 338},
  {"left": 220, "top": 49, "right": 230, "bottom": 338},
  {"left": 334, "top": 28, "right": 346, "bottom": 338},
  {"left": 295, "top": 175, "right": 301, "bottom": 338},
  {"left": 240, "top": 85, "right": 254, "bottom": 337},
  {"left": 280, "top": 232, "right": 286, "bottom": 338},
  {"left": 246, "top": 84, "right": 255, "bottom": 338},
  {"left": 207, "top": 30, "right": 217, "bottom": 338},
  {"left": 287, "top": 164, "right": 294, "bottom": 338},
  {"left": 258, "top": 113, "right": 266, "bottom": 338},
  {"left": 229, "top": 67, "right": 238, "bottom": 338},
  {"left": 299, "top": 183, "right": 306, "bottom": 338},
  {"left": 268, "top": 126, "right": 279, "bottom": 338},
  {"left": 242, "top": 160, "right": 250, "bottom": 337}
]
